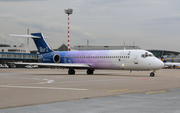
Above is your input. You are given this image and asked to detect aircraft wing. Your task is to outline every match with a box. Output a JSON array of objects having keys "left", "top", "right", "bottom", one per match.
[{"left": 13, "top": 62, "right": 90, "bottom": 68}]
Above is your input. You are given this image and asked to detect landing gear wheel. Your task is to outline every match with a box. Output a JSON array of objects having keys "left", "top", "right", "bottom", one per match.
[
  {"left": 68, "top": 69, "right": 75, "bottom": 75},
  {"left": 87, "top": 69, "right": 94, "bottom": 75},
  {"left": 150, "top": 72, "right": 155, "bottom": 77}
]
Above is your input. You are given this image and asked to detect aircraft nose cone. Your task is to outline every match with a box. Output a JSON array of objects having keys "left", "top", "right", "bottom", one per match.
[{"left": 157, "top": 59, "right": 165, "bottom": 69}]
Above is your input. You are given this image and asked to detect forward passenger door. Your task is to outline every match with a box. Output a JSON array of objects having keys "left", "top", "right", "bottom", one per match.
[{"left": 134, "top": 56, "right": 138, "bottom": 64}]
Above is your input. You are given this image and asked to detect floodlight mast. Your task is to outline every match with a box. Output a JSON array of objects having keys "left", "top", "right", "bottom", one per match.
[{"left": 64, "top": 8, "right": 73, "bottom": 51}]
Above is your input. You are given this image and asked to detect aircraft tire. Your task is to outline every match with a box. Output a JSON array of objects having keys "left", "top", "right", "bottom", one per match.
[
  {"left": 150, "top": 72, "right": 155, "bottom": 77},
  {"left": 87, "top": 69, "right": 94, "bottom": 75},
  {"left": 68, "top": 69, "right": 75, "bottom": 75}
]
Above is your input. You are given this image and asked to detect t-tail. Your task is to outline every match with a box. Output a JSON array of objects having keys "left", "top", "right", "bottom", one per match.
[{"left": 31, "top": 33, "right": 53, "bottom": 54}]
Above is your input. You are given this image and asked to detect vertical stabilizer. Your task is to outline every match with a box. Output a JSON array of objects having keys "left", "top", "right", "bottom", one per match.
[
  {"left": 161, "top": 57, "right": 166, "bottom": 63},
  {"left": 31, "top": 33, "right": 53, "bottom": 54}
]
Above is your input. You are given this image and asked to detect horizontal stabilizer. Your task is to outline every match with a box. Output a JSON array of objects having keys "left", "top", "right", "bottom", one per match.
[{"left": 9, "top": 34, "right": 41, "bottom": 38}]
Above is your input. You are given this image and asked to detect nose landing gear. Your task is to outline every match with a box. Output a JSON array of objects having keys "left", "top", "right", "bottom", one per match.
[
  {"left": 150, "top": 72, "right": 155, "bottom": 77},
  {"left": 150, "top": 70, "right": 156, "bottom": 77}
]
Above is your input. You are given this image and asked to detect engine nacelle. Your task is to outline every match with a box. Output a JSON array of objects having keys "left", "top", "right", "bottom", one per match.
[{"left": 38, "top": 54, "right": 60, "bottom": 63}]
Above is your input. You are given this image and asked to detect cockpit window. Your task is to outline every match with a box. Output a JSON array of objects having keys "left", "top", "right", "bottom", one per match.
[
  {"left": 141, "top": 54, "right": 145, "bottom": 58},
  {"left": 145, "top": 52, "right": 148, "bottom": 57},
  {"left": 148, "top": 54, "right": 153, "bottom": 57},
  {"left": 141, "top": 53, "right": 154, "bottom": 58}
]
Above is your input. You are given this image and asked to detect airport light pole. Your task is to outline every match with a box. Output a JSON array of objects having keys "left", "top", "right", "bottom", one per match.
[
  {"left": 64, "top": 8, "right": 73, "bottom": 51},
  {"left": 27, "top": 28, "right": 29, "bottom": 45}
]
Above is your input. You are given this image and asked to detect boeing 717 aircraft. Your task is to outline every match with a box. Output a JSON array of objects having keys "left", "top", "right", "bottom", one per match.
[{"left": 10, "top": 33, "right": 164, "bottom": 77}]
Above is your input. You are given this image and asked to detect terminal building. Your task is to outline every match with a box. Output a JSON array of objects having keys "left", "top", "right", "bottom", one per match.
[
  {"left": 148, "top": 50, "right": 180, "bottom": 62},
  {"left": 0, "top": 44, "right": 38, "bottom": 66},
  {"left": 0, "top": 44, "right": 29, "bottom": 53}
]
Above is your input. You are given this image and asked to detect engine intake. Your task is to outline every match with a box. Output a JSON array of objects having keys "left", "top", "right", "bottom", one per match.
[
  {"left": 38, "top": 54, "right": 61, "bottom": 63},
  {"left": 53, "top": 54, "right": 60, "bottom": 63}
]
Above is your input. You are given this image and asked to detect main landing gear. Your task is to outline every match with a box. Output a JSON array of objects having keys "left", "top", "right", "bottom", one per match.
[
  {"left": 150, "top": 70, "right": 156, "bottom": 77},
  {"left": 87, "top": 69, "right": 94, "bottom": 75},
  {"left": 68, "top": 69, "right": 75, "bottom": 75},
  {"left": 68, "top": 69, "right": 94, "bottom": 75}
]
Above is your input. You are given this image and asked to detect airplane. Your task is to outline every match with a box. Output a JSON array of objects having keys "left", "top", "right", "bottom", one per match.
[
  {"left": 161, "top": 57, "right": 180, "bottom": 68},
  {"left": 9, "top": 33, "right": 164, "bottom": 77}
]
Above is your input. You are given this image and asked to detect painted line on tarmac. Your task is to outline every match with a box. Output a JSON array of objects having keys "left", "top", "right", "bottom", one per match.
[
  {"left": 145, "top": 90, "right": 166, "bottom": 94},
  {"left": 107, "top": 89, "right": 129, "bottom": 92},
  {"left": 38, "top": 79, "right": 55, "bottom": 84},
  {"left": 0, "top": 85, "right": 88, "bottom": 91},
  {"left": 145, "top": 90, "right": 180, "bottom": 94}
]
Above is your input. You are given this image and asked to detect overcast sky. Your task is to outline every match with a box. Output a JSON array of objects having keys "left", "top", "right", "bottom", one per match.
[{"left": 0, "top": 0, "right": 180, "bottom": 51}]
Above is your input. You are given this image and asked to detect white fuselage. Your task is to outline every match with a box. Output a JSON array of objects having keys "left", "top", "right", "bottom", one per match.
[{"left": 56, "top": 49, "right": 164, "bottom": 71}]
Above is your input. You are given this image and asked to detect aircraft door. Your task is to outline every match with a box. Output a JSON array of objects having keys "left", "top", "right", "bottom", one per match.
[{"left": 134, "top": 56, "right": 138, "bottom": 64}]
